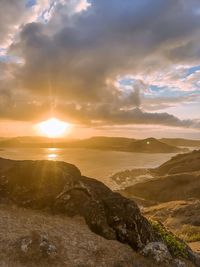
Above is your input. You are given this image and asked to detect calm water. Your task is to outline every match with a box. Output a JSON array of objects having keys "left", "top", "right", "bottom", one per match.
[{"left": 0, "top": 147, "right": 176, "bottom": 188}]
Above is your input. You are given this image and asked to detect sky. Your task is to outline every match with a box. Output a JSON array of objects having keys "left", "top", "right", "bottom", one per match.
[{"left": 0, "top": 0, "right": 200, "bottom": 139}]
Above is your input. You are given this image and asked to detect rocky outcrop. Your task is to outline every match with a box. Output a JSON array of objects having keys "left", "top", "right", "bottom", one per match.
[
  {"left": 141, "top": 242, "right": 172, "bottom": 263},
  {"left": 0, "top": 157, "right": 155, "bottom": 251}
]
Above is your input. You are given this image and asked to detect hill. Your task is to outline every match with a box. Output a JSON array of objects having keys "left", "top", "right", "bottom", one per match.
[
  {"left": 0, "top": 136, "right": 185, "bottom": 153},
  {"left": 72, "top": 137, "right": 186, "bottom": 153},
  {"left": 0, "top": 136, "right": 135, "bottom": 151},
  {"left": 115, "top": 150, "right": 200, "bottom": 257},
  {"left": 118, "top": 150, "right": 200, "bottom": 203},
  {"left": 70, "top": 136, "right": 134, "bottom": 150},
  {"left": 119, "top": 172, "right": 200, "bottom": 203},
  {"left": 127, "top": 138, "right": 184, "bottom": 153},
  {"left": 0, "top": 136, "right": 67, "bottom": 147},
  {"left": 160, "top": 138, "right": 200, "bottom": 148},
  {"left": 156, "top": 149, "right": 200, "bottom": 175}
]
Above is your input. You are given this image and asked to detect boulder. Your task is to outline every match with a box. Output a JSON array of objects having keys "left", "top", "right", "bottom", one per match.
[
  {"left": 16, "top": 231, "right": 58, "bottom": 262},
  {"left": 174, "top": 259, "right": 187, "bottom": 267},
  {"left": 141, "top": 242, "right": 172, "bottom": 263},
  {"left": 0, "top": 158, "right": 156, "bottom": 250}
]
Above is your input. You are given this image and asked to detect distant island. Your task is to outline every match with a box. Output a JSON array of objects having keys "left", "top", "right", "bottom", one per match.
[{"left": 0, "top": 136, "right": 198, "bottom": 153}]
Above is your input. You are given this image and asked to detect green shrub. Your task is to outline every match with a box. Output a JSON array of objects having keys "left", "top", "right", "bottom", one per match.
[{"left": 151, "top": 220, "right": 188, "bottom": 258}]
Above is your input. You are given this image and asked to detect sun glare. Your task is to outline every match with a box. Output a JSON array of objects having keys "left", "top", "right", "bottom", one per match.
[{"left": 36, "top": 118, "right": 71, "bottom": 138}]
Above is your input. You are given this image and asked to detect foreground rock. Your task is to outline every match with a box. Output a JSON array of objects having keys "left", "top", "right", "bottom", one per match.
[
  {"left": 142, "top": 242, "right": 172, "bottom": 263},
  {"left": 16, "top": 231, "right": 58, "bottom": 261},
  {"left": 0, "top": 157, "right": 198, "bottom": 266},
  {"left": 0, "top": 157, "right": 155, "bottom": 251},
  {"left": 1, "top": 204, "right": 196, "bottom": 267}
]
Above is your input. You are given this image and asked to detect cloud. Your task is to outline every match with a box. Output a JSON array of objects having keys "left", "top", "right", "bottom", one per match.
[
  {"left": 67, "top": 105, "right": 200, "bottom": 129},
  {"left": 0, "top": 0, "right": 200, "bottom": 129},
  {"left": 0, "top": 0, "right": 27, "bottom": 47},
  {"left": 1, "top": 92, "right": 200, "bottom": 130},
  {"left": 0, "top": 0, "right": 87, "bottom": 49}
]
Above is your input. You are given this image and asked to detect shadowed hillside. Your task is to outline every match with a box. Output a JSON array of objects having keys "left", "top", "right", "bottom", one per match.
[
  {"left": 120, "top": 173, "right": 200, "bottom": 203},
  {"left": 156, "top": 149, "right": 200, "bottom": 175},
  {"left": 116, "top": 150, "right": 200, "bottom": 202}
]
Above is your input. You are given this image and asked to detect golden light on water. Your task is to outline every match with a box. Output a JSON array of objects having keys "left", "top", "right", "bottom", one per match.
[
  {"left": 36, "top": 118, "right": 72, "bottom": 138},
  {"left": 48, "top": 153, "right": 57, "bottom": 159},
  {"left": 47, "top": 148, "right": 58, "bottom": 160},
  {"left": 48, "top": 148, "right": 57, "bottom": 151}
]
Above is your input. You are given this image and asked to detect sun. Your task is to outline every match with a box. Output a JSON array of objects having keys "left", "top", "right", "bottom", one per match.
[{"left": 36, "top": 118, "right": 71, "bottom": 138}]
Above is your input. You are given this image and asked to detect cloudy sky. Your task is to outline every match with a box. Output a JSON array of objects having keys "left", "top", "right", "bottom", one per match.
[{"left": 0, "top": 0, "right": 200, "bottom": 139}]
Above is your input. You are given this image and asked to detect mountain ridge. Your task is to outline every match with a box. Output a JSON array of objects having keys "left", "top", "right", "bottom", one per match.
[{"left": 0, "top": 136, "right": 192, "bottom": 153}]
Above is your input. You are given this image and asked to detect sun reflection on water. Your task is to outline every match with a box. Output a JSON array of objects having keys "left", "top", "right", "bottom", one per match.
[
  {"left": 48, "top": 148, "right": 57, "bottom": 152},
  {"left": 47, "top": 148, "right": 58, "bottom": 160},
  {"left": 48, "top": 153, "right": 57, "bottom": 159}
]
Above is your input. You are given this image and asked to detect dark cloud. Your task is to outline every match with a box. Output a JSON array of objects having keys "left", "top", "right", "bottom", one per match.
[
  {"left": 12, "top": 0, "right": 200, "bottom": 94},
  {"left": 63, "top": 104, "right": 200, "bottom": 129}
]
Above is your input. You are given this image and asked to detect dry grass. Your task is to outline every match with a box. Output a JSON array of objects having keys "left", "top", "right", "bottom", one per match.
[
  {"left": 0, "top": 203, "right": 195, "bottom": 267},
  {"left": 143, "top": 199, "right": 200, "bottom": 255},
  {"left": 0, "top": 203, "right": 137, "bottom": 267}
]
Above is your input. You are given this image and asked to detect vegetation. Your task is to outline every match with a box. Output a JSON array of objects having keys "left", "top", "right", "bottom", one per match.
[
  {"left": 151, "top": 220, "right": 188, "bottom": 258},
  {"left": 177, "top": 225, "right": 200, "bottom": 243}
]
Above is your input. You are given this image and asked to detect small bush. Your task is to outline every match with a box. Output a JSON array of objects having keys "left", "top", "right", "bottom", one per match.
[{"left": 151, "top": 220, "right": 188, "bottom": 258}]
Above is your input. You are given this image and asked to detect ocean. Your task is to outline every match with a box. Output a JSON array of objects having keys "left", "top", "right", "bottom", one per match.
[{"left": 0, "top": 147, "right": 176, "bottom": 189}]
